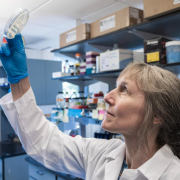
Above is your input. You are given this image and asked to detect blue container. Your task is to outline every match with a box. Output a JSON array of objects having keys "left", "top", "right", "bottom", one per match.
[
  {"left": 86, "top": 68, "right": 93, "bottom": 75},
  {"left": 166, "top": 41, "right": 180, "bottom": 64}
]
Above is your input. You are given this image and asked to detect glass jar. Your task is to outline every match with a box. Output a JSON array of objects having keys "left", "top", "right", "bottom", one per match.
[
  {"left": 74, "top": 64, "right": 80, "bottom": 75},
  {"left": 70, "top": 92, "right": 77, "bottom": 98},
  {"left": 70, "top": 65, "right": 74, "bottom": 76},
  {"left": 56, "top": 92, "right": 65, "bottom": 108},
  {"left": 78, "top": 91, "right": 84, "bottom": 97}
]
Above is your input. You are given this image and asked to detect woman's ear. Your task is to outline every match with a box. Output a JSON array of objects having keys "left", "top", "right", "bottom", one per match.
[{"left": 152, "top": 117, "right": 161, "bottom": 125}]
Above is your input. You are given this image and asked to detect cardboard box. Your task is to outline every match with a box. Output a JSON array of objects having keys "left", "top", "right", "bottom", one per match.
[
  {"left": 90, "top": 7, "right": 143, "bottom": 38},
  {"left": 60, "top": 24, "right": 90, "bottom": 48},
  {"left": 100, "top": 49, "right": 133, "bottom": 72},
  {"left": 144, "top": 0, "right": 180, "bottom": 19}
]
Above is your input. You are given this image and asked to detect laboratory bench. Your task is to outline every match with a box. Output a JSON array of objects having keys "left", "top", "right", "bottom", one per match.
[
  {"left": 26, "top": 156, "right": 84, "bottom": 180},
  {"left": 0, "top": 141, "right": 28, "bottom": 180}
]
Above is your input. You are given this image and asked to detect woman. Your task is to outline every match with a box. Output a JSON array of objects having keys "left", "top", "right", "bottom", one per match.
[{"left": 0, "top": 34, "right": 180, "bottom": 180}]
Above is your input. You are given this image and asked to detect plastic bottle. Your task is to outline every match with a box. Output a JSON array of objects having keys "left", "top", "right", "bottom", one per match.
[
  {"left": 75, "top": 53, "right": 83, "bottom": 64},
  {"left": 64, "top": 60, "right": 70, "bottom": 74},
  {"left": 59, "top": 92, "right": 65, "bottom": 108},
  {"left": 56, "top": 92, "right": 60, "bottom": 108},
  {"left": 70, "top": 92, "right": 77, "bottom": 98},
  {"left": 64, "top": 92, "right": 69, "bottom": 109},
  {"left": 56, "top": 92, "right": 64, "bottom": 108}
]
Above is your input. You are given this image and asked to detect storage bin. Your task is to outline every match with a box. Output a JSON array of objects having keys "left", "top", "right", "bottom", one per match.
[{"left": 166, "top": 41, "right": 180, "bottom": 64}]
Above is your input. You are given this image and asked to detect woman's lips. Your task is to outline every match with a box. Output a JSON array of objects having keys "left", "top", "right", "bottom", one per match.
[{"left": 106, "top": 110, "right": 115, "bottom": 117}]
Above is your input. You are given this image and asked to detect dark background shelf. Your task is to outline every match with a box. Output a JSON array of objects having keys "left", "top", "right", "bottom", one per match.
[{"left": 52, "top": 70, "right": 122, "bottom": 81}]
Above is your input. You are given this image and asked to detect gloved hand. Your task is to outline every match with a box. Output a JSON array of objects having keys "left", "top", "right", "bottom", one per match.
[{"left": 0, "top": 34, "right": 28, "bottom": 84}]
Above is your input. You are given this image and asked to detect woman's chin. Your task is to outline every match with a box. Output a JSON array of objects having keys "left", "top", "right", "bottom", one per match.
[{"left": 101, "top": 119, "right": 115, "bottom": 133}]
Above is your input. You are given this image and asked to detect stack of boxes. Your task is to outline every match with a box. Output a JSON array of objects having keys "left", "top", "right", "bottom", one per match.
[
  {"left": 86, "top": 51, "right": 100, "bottom": 74},
  {"left": 80, "top": 62, "right": 86, "bottom": 75}
]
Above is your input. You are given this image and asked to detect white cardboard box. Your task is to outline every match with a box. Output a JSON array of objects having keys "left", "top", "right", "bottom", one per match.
[
  {"left": 100, "top": 49, "right": 133, "bottom": 72},
  {"left": 52, "top": 72, "right": 70, "bottom": 78}
]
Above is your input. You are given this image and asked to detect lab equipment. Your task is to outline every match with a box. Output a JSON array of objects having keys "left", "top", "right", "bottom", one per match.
[
  {"left": 0, "top": 8, "right": 29, "bottom": 54},
  {"left": 4, "top": 8, "right": 29, "bottom": 39},
  {"left": 56, "top": 92, "right": 65, "bottom": 108},
  {"left": 166, "top": 41, "right": 180, "bottom": 64},
  {"left": 75, "top": 53, "right": 83, "bottom": 64},
  {"left": 70, "top": 65, "right": 75, "bottom": 76},
  {"left": 74, "top": 64, "right": 80, "bottom": 75},
  {"left": 64, "top": 60, "right": 70, "bottom": 73}
]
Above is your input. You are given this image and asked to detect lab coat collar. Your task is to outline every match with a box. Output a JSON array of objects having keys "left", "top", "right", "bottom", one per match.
[
  {"left": 138, "top": 144, "right": 173, "bottom": 180},
  {"left": 104, "top": 143, "right": 126, "bottom": 180},
  {"left": 105, "top": 142, "right": 126, "bottom": 160},
  {"left": 105, "top": 143, "right": 173, "bottom": 180}
]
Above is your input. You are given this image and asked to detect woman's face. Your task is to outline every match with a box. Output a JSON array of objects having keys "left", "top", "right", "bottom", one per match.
[{"left": 101, "top": 75, "right": 145, "bottom": 136}]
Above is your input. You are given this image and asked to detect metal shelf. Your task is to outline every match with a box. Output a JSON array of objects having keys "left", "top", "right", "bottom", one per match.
[
  {"left": 0, "top": 85, "right": 10, "bottom": 88},
  {"left": 161, "top": 62, "right": 180, "bottom": 67},
  {"left": 52, "top": 69, "right": 122, "bottom": 81},
  {"left": 51, "top": 10, "right": 180, "bottom": 54}
]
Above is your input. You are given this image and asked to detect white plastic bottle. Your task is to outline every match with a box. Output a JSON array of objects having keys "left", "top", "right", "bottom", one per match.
[
  {"left": 64, "top": 60, "right": 70, "bottom": 74},
  {"left": 56, "top": 92, "right": 60, "bottom": 108},
  {"left": 56, "top": 92, "right": 64, "bottom": 108}
]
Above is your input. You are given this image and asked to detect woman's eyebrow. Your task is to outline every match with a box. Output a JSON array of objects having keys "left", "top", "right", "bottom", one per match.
[{"left": 116, "top": 81, "right": 129, "bottom": 86}]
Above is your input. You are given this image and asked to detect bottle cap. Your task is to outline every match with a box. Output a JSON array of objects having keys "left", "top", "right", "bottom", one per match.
[{"left": 75, "top": 53, "right": 81, "bottom": 57}]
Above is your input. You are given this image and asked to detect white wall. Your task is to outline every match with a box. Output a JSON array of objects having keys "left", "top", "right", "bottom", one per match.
[{"left": 25, "top": 48, "right": 75, "bottom": 62}]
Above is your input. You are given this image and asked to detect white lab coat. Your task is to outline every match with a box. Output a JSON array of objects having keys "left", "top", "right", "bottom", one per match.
[{"left": 0, "top": 87, "right": 180, "bottom": 180}]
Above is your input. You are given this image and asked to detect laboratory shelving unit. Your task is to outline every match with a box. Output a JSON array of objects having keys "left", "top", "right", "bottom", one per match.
[
  {"left": 0, "top": 67, "right": 15, "bottom": 142},
  {"left": 51, "top": 10, "right": 180, "bottom": 128},
  {"left": 51, "top": 10, "right": 180, "bottom": 55}
]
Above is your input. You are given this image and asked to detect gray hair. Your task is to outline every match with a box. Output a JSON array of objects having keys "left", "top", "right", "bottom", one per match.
[{"left": 119, "top": 62, "right": 180, "bottom": 158}]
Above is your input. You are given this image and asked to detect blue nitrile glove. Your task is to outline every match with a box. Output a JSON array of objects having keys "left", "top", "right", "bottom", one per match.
[{"left": 0, "top": 34, "right": 28, "bottom": 84}]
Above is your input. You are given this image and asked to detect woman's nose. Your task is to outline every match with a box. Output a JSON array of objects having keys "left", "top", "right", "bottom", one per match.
[{"left": 104, "top": 89, "right": 115, "bottom": 105}]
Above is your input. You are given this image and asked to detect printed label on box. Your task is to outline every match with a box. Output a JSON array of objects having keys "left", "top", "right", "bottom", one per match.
[
  {"left": 66, "top": 30, "right": 77, "bottom": 43},
  {"left": 100, "top": 53, "right": 110, "bottom": 71},
  {"left": 147, "top": 52, "right": 160, "bottom": 63},
  {"left": 174, "top": 0, "right": 180, "bottom": 4},
  {"left": 100, "top": 15, "right": 115, "bottom": 32},
  {"left": 108, "top": 50, "right": 120, "bottom": 69},
  {"left": 130, "top": 8, "right": 139, "bottom": 19}
]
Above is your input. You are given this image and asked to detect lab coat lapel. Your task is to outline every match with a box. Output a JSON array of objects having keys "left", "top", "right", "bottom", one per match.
[
  {"left": 105, "top": 143, "right": 126, "bottom": 180},
  {"left": 138, "top": 145, "right": 173, "bottom": 180},
  {"left": 120, "top": 169, "right": 148, "bottom": 180}
]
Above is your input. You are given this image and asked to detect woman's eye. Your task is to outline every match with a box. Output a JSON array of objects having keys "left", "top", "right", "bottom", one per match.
[
  {"left": 122, "top": 88, "right": 128, "bottom": 94},
  {"left": 120, "top": 86, "right": 128, "bottom": 94}
]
